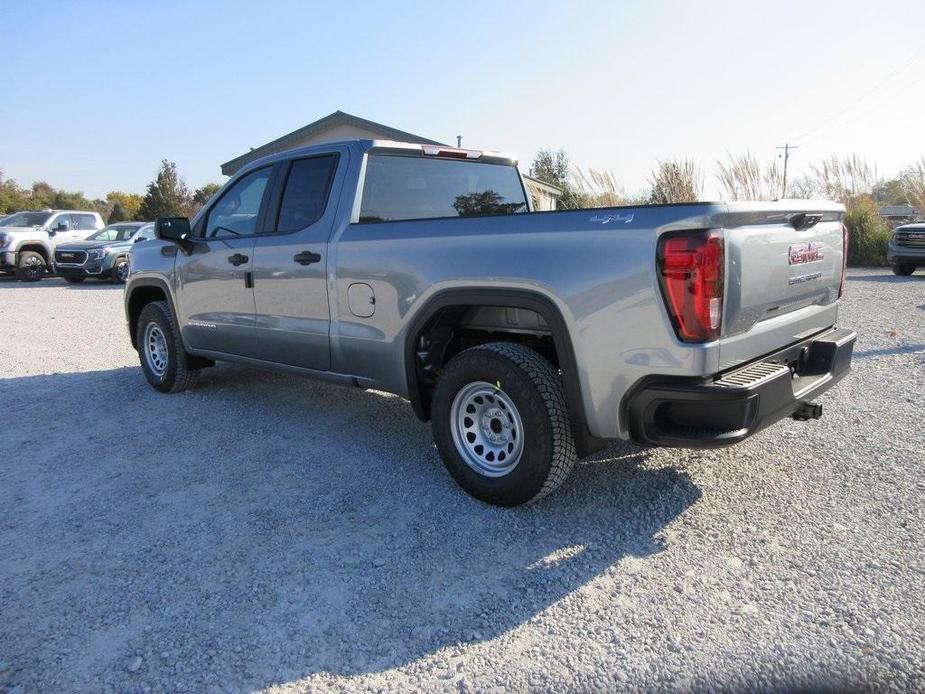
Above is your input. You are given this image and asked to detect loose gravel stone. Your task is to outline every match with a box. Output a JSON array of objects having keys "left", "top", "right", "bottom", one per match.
[{"left": 0, "top": 269, "right": 923, "bottom": 692}]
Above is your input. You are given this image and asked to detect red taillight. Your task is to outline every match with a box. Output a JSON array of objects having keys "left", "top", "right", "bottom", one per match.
[
  {"left": 657, "top": 230, "right": 724, "bottom": 343},
  {"left": 838, "top": 222, "right": 848, "bottom": 298}
]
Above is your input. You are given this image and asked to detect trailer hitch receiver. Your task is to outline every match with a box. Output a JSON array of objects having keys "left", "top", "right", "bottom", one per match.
[{"left": 792, "top": 401, "right": 823, "bottom": 421}]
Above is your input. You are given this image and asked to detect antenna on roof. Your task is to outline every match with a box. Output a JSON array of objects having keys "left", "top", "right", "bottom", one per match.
[{"left": 456, "top": 135, "right": 462, "bottom": 148}]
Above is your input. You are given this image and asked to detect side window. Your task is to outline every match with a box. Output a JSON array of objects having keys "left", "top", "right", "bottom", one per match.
[
  {"left": 273, "top": 155, "right": 337, "bottom": 233},
  {"left": 75, "top": 214, "right": 99, "bottom": 230},
  {"left": 51, "top": 214, "right": 72, "bottom": 230},
  {"left": 359, "top": 155, "right": 528, "bottom": 223},
  {"left": 203, "top": 167, "right": 271, "bottom": 238}
]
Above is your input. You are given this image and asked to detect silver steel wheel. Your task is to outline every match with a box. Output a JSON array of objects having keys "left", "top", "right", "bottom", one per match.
[
  {"left": 143, "top": 322, "right": 169, "bottom": 377},
  {"left": 450, "top": 381, "right": 525, "bottom": 477}
]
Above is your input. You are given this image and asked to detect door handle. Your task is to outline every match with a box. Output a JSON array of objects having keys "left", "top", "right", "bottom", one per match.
[
  {"left": 228, "top": 253, "right": 249, "bottom": 266},
  {"left": 294, "top": 250, "right": 322, "bottom": 265}
]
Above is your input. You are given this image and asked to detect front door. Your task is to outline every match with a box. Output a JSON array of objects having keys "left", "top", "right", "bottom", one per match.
[
  {"left": 175, "top": 166, "right": 273, "bottom": 358},
  {"left": 251, "top": 153, "right": 340, "bottom": 371},
  {"left": 49, "top": 214, "right": 84, "bottom": 243}
]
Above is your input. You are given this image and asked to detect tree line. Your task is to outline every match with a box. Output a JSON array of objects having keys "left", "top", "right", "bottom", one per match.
[{"left": 0, "top": 160, "right": 221, "bottom": 224}]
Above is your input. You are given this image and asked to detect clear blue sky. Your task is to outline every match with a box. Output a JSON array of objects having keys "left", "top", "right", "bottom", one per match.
[{"left": 1, "top": 0, "right": 923, "bottom": 199}]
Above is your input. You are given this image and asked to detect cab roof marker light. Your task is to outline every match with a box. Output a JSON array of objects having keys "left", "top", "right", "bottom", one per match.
[{"left": 421, "top": 145, "right": 483, "bottom": 159}]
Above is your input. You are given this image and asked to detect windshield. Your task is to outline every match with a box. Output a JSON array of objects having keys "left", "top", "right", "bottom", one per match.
[
  {"left": 87, "top": 224, "right": 141, "bottom": 242},
  {"left": 0, "top": 212, "right": 52, "bottom": 227}
]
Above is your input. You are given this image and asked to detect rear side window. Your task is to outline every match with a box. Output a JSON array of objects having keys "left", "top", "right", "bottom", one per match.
[
  {"left": 273, "top": 155, "right": 337, "bottom": 233},
  {"left": 74, "top": 214, "right": 99, "bottom": 229},
  {"left": 359, "top": 155, "right": 528, "bottom": 223}
]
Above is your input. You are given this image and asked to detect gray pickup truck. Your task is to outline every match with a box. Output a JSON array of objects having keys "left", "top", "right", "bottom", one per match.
[{"left": 125, "top": 140, "right": 856, "bottom": 506}]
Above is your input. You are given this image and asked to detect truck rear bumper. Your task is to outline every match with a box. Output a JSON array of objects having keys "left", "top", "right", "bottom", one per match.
[{"left": 624, "top": 326, "right": 856, "bottom": 448}]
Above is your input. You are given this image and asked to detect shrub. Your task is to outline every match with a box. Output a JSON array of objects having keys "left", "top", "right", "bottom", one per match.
[{"left": 844, "top": 196, "right": 891, "bottom": 266}]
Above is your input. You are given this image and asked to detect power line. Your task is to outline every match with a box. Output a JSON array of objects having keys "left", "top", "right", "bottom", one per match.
[
  {"left": 802, "top": 70, "right": 925, "bottom": 150},
  {"left": 789, "top": 50, "right": 925, "bottom": 144},
  {"left": 777, "top": 144, "right": 798, "bottom": 198}
]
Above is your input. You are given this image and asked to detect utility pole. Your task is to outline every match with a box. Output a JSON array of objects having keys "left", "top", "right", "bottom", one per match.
[{"left": 777, "top": 143, "right": 798, "bottom": 198}]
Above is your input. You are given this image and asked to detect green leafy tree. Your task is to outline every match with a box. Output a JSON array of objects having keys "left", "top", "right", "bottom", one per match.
[
  {"left": 193, "top": 182, "right": 222, "bottom": 208},
  {"left": 529, "top": 149, "right": 585, "bottom": 209},
  {"left": 138, "top": 160, "right": 193, "bottom": 220},
  {"left": 106, "top": 191, "right": 142, "bottom": 220},
  {"left": 108, "top": 202, "right": 127, "bottom": 223},
  {"left": 0, "top": 170, "right": 31, "bottom": 214}
]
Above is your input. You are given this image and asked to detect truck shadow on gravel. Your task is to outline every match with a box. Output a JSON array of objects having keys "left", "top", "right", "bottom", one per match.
[{"left": 0, "top": 364, "right": 700, "bottom": 691}]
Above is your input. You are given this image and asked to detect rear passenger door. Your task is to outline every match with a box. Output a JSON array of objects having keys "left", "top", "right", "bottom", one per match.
[{"left": 251, "top": 152, "right": 341, "bottom": 371}]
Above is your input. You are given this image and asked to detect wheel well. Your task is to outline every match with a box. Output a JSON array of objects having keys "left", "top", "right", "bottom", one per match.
[
  {"left": 18, "top": 244, "right": 50, "bottom": 264},
  {"left": 127, "top": 285, "right": 167, "bottom": 348},
  {"left": 410, "top": 303, "right": 561, "bottom": 421},
  {"left": 405, "top": 292, "right": 606, "bottom": 458}
]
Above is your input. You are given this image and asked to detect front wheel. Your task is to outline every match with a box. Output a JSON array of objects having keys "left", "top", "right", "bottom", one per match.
[
  {"left": 431, "top": 342, "right": 577, "bottom": 506},
  {"left": 111, "top": 256, "right": 130, "bottom": 284},
  {"left": 892, "top": 261, "right": 916, "bottom": 276},
  {"left": 135, "top": 300, "right": 200, "bottom": 393},
  {"left": 15, "top": 251, "right": 47, "bottom": 282}
]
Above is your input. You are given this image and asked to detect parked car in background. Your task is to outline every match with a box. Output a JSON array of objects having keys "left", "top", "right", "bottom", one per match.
[
  {"left": 888, "top": 222, "right": 925, "bottom": 276},
  {"left": 55, "top": 222, "right": 154, "bottom": 284},
  {"left": 125, "top": 139, "right": 856, "bottom": 506},
  {"left": 0, "top": 210, "right": 105, "bottom": 280}
]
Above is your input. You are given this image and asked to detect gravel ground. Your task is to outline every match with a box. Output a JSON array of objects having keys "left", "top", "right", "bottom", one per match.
[{"left": 0, "top": 268, "right": 923, "bottom": 693}]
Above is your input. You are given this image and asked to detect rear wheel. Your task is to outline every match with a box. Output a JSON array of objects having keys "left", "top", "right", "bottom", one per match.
[
  {"left": 892, "top": 261, "right": 916, "bottom": 276},
  {"left": 15, "top": 251, "right": 46, "bottom": 282},
  {"left": 135, "top": 300, "right": 200, "bottom": 393},
  {"left": 431, "top": 342, "right": 576, "bottom": 506},
  {"left": 111, "top": 256, "right": 130, "bottom": 284}
]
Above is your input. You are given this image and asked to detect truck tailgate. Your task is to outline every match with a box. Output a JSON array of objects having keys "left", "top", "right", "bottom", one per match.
[{"left": 718, "top": 202, "right": 845, "bottom": 369}]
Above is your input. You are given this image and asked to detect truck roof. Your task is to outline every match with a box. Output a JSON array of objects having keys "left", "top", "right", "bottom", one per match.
[{"left": 238, "top": 139, "right": 519, "bottom": 177}]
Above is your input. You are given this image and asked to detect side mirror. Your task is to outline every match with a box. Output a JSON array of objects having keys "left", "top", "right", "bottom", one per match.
[{"left": 155, "top": 217, "right": 192, "bottom": 247}]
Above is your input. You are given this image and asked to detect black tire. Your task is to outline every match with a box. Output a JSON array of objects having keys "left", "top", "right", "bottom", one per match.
[
  {"left": 111, "top": 256, "right": 130, "bottom": 284},
  {"left": 135, "top": 300, "right": 200, "bottom": 393},
  {"left": 892, "top": 261, "right": 916, "bottom": 276},
  {"left": 15, "top": 251, "right": 47, "bottom": 282},
  {"left": 431, "top": 342, "right": 577, "bottom": 506},
  {"left": 63, "top": 277, "right": 85, "bottom": 284}
]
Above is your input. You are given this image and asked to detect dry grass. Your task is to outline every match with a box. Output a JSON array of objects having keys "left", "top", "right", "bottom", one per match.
[
  {"left": 716, "top": 152, "right": 782, "bottom": 201},
  {"left": 808, "top": 154, "right": 878, "bottom": 208},
  {"left": 647, "top": 159, "right": 702, "bottom": 204},
  {"left": 901, "top": 157, "right": 925, "bottom": 216},
  {"left": 573, "top": 168, "right": 628, "bottom": 208}
]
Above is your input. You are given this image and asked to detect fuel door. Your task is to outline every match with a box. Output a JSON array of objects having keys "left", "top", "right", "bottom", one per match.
[{"left": 348, "top": 282, "right": 376, "bottom": 318}]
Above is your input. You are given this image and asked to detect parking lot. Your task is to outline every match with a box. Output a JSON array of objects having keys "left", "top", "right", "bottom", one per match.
[{"left": 0, "top": 268, "right": 923, "bottom": 692}]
